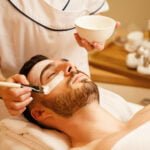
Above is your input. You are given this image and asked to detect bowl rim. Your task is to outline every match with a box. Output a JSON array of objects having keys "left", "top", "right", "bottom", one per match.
[{"left": 75, "top": 15, "right": 116, "bottom": 31}]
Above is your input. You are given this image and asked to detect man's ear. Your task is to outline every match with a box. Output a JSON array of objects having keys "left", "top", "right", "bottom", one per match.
[{"left": 31, "top": 107, "right": 53, "bottom": 121}]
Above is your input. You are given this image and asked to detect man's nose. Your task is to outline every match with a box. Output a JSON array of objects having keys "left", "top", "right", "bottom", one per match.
[
  {"left": 65, "top": 63, "right": 77, "bottom": 76},
  {"left": 58, "top": 62, "right": 77, "bottom": 76}
]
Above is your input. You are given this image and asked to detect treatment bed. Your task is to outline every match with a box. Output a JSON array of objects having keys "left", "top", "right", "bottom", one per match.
[{"left": 0, "top": 87, "right": 145, "bottom": 150}]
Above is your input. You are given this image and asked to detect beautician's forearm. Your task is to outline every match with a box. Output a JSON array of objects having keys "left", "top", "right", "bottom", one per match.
[
  {"left": 0, "top": 68, "right": 6, "bottom": 80},
  {"left": 0, "top": 74, "right": 6, "bottom": 81},
  {"left": 0, "top": 57, "right": 6, "bottom": 81},
  {"left": 0, "top": 70, "right": 6, "bottom": 97}
]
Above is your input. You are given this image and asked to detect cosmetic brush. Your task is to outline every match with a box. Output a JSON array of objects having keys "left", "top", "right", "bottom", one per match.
[
  {"left": 0, "top": 71, "right": 64, "bottom": 94},
  {"left": 0, "top": 82, "right": 44, "bottom": 93}
]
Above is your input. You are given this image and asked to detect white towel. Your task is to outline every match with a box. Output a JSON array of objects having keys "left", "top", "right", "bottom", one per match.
[
  {"left": 99, "top": 87, "right": 133, "bottom": 122},
  {"left": 112, "top": 121, "right": 150, "bottom": 150},
  {"left": 0, "top": 118, "right": 71, "bottom": 150}
]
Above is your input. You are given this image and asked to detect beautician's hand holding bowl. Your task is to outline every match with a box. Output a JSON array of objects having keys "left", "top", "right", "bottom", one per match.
[{"left": 74, "top": 15, "right": 118, "bottom": 52}]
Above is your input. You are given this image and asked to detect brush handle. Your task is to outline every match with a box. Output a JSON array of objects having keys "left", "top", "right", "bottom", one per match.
[
  {"left": 0, "top": 81, "right": 43, "bottom": 93},
  {"left": 0, "top": 82, "right": 21, "bottom": 88}
]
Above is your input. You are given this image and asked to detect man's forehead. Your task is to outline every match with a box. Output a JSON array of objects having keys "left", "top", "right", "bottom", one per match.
[
  {"left": 32, "top": 59, "right": 54, "bottom": 73},
  {"left": 27, "top": 58, "right": 71, "bottom": 85},
  {"left": 27, "top": 59, "right": 54, "bottom": 85}
]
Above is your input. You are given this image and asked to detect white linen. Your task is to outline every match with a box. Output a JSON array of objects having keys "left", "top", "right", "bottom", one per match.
[
  {"left": 99, "top": 87, "right": 134, "bottom": 122},
  {"left": 0, "top": 118, "right": 70, "bottom": 150},
  {"left": 112, "top": 121, "right": 150, "bottom": 150},
  {"left": 1, "top": 119, "right": 149, "bottom": 150},
  {"left": 127, "top": 102, "right": 143, "bottom": 116},
  {"left": 0, "top": 87, "right": 144, "bottom": 150}
]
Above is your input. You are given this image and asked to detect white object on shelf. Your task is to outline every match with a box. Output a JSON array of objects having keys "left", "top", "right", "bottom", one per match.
[
  {"left": 126, "top": 53, "right": 144, "bottom": 69},
  {"left": 124, "top": 31, "right": 144, "bottom": 52},
  {"left": 137, "top": 65, "right": 150, "bottom": 75},
  {"left": 141, "top": 40, "right": 150, "bottom": 50}
]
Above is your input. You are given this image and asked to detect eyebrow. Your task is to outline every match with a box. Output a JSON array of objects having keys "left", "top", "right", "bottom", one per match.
[
  {"left": 40, "top": 63, "right": 54, "bottom": 83},
  {"left": 61, "top": 58, "right": 69, "bottom": 62}
]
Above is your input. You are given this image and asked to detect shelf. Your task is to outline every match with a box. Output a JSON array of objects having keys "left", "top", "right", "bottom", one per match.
[{"left": 89, "top": 43, "right": 150, "bottom": 88}]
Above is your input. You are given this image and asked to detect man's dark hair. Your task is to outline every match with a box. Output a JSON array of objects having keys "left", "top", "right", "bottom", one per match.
[
  {"left": 20, "top": 54, "right": 48, "bottom": 76},
  {"left": 19, "top": 54, "right": 48, "bottom": 128}
]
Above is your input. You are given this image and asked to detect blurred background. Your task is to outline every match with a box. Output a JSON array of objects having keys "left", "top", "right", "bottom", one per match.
[
  {"left": 90, "top": 0, "right": 150, "bottom": 105},
  {"left": 104, "top": 0, "right": 150, "bottom": 29}
]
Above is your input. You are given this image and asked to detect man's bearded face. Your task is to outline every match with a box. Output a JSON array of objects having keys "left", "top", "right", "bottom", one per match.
[{"left": 28, "top": 59, "right": 99, "bottom": 117}]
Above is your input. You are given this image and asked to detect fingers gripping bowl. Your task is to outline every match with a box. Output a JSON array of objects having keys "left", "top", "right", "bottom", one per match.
[{"left": 75, "top": 15, "right": 116, "bottom": 43}]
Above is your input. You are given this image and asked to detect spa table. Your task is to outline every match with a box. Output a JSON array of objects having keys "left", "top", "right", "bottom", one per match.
[{"left": 89, "top": 43, "right": 150, "bottom": 104}]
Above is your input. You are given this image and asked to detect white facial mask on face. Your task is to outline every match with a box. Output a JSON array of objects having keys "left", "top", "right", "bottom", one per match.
[{"left": 42, "top": 71, "right": 64, "bottom": 94}]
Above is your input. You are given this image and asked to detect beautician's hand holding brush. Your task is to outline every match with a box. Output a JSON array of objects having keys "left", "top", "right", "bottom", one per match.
[
  {"left": 0, "top": 74, "right": 33, "bottom": 116},
  {"left": 0, "top": 71, "right": 64, "bottom": 116},
  {"left": 0, "top": 82, "right": 45, "bottom": 93}
]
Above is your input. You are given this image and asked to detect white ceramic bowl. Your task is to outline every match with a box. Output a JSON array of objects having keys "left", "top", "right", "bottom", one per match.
[{"left": 75, "top": 15, "right": 116, "bottom": 43}]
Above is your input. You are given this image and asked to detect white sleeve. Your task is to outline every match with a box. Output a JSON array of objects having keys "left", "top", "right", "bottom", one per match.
[
  {"left": 86, "top": 0, "right": 109, "bottom": 14},
  {"left": 99, "top": 0, "right": 109, "bottom": 13}
]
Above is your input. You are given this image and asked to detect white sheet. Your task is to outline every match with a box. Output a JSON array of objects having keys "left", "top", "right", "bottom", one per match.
[
  {"left": 0, "top": 87, "right": 143, "bottom": 150},
  {"left": 0, "top": 118, "right": 70, "bottom": 150},
  {"left": 99, "top": 87, "right": 134, "bottom": 122},
  {"left": 112, "top": 121, "right": 150, "bottom": 150},
  {"left": 1, "top": 118, "right": 150, "bottom": 150}
]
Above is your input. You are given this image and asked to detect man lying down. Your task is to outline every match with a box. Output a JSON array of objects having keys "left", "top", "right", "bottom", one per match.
[{"left": 7, "top": 55, "right": 150, "bottom": 149}]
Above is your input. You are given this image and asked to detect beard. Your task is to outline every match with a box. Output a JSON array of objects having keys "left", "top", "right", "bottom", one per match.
[{"left": 42, "top": 79, "right": 99, "bottom": 117}]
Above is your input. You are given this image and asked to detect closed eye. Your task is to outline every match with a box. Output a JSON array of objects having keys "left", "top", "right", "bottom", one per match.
[{"left": 47, "top": 72, "right": 56, "bottom": 80}]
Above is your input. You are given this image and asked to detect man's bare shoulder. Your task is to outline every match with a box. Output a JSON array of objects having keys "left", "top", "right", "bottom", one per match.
[
  {"left": 70, "top": 131, "right": 128, "bottom": 150},
  {"left": 127, "top": 104, "right": 150, "bottom": 128},
  {"left": 70, "top": 105, "right": 150, "bottom": 150},
  {"left": 70, "top": 139, "right": 103, "bottom": 150},
  {"left": 69, "top": 125, "right": 142, "bottom": 150}
]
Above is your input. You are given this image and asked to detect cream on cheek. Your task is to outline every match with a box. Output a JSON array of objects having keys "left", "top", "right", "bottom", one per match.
[{"left": 42, "top": 71, "right": 64, "bottom": 95}]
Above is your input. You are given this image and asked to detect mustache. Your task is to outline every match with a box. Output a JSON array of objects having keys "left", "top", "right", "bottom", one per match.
[
  {"left": 67, "top": 70, "right": 89, "bottom": 85},
  {"left": 71, "top": 70, "right": 88, "bottom": 77}
]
